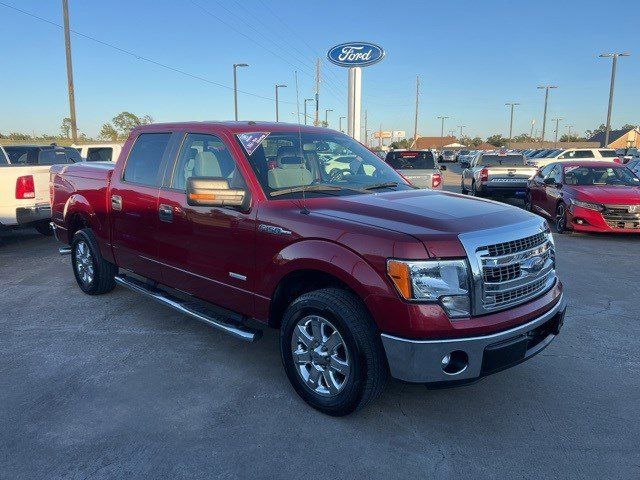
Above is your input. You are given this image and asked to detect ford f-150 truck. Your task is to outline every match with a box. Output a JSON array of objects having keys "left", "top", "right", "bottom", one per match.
[{"left": 51, "top": 122, "right": 566, "bottom": 416}]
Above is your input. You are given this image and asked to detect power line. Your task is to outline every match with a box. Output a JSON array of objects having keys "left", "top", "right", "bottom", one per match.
[{"left": 0, "top": 1, "right": 296, "bottom": 105}]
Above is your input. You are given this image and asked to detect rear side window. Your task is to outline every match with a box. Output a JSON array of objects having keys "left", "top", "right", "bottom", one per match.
[
  {"left": 87, "top": 147, "right": 113, "bottom": 162},
  {"left": 599, "top": 149, "right": 617, "bottom": 158},
  {"left": 386, "top": 151, "right": 435, "bottom": 169},
  {"left": 123, "top": 133, "right": 171, "bottom": 186}
]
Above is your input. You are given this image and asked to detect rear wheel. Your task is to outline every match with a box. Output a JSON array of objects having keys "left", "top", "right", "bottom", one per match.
[
  {"left": 524, "top": 190, "right": 533, "bottom": 211},
  {"left": 471, "top": 181, "right": 479, "bottom": 197},
  {"left": 461, "top": 180, "right": 469, "bottom": 195},
  {"left": 555, "top": 203, "right": 569, "bottom": 234},
  {"left": 71, "top": 229, "right": 117, "bottom": 294},
  {"left": 280, "top": 288, "right": 387, "bottom": 416}
]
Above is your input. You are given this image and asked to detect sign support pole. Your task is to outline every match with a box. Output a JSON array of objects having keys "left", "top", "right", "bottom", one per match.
[{"left": 347, "top": 67, "right": 362, "bottom": 141}]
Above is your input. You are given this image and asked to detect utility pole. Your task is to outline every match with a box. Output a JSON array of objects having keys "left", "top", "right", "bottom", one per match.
[
  {"left": 505, "top": 102, "right": 519, "bottom": 145},
  {"left": 339, "top": 116, "right": 346, "bottom": 132},
  {"left": 566, "top": 125, "right": 574, "bottom": 139},
  {"left": 233, "top": 63, "right": 249, "bottom": 121},
  {"left": 530, "top": 119, "right": 535, "bottom": 139},
  {"left": 378, "top": 123, "right": 382, "bottom": 149},
  {"left": 314, "top": 59, "right": 320, "bottom": 126},
  {"left": 274, "top": 84, "right": 286, "bottom": 122},
  {"left": 552, "top": 117, "right": 563, "bottom": 146},
  {"left": 413, "top": 76, "right": 420, "bottom": 144},
  {"left": 303, "top": 98, "right": 314, "bottom": 126},
  {"left": 457, "top": 125, "right": 467, "bottom": 138},
  {"left": 437, "top": 116, "right": 449, "bottom": 139},
  {"left": 364, "top": 109, "right": 368, "bottom": 147},
  {"left": 599, "top": 52, "right": 631, "bottom": 146},
  {"left": 62, "top": 0, "right": 78, "bottom": 143},
  {"left": 537, "top": 85, "right": 557, "bottom": 143}
]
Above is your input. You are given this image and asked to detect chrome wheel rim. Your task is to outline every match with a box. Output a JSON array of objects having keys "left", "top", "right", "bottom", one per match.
[
  {"left": 291, "top": 315, "right": 350, "bottom": 397},
  {"left": 556, "top": 205, "right": 566, "bottom": 232},
  {"left": 75, "top": 240, "right": 94, "bottom": 286}
]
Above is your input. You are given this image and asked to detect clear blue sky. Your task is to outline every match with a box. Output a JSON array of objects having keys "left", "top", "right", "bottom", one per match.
[{"left": 1, "top": 0, "right": 638, "bottom": 140}]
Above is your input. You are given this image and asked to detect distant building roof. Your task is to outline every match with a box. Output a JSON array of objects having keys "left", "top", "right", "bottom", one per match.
[
  {"left": 588, "top": 128, "right": 632, "bottom": 147},
  {"left": 414, "top": 136, "right": 457, "bottom": 149}
]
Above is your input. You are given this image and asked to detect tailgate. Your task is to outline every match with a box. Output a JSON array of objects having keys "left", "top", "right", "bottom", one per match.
[
  {"left": 399, "top": 169, "right": 436, "bottom": 188},
  {"left": 486, "top": 167, "right": 537, "bottom": 184}
]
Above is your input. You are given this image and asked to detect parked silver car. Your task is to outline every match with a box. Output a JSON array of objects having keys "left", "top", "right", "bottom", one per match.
[{"left": 385, "top": 150, "right": 445, "bottom": 189}]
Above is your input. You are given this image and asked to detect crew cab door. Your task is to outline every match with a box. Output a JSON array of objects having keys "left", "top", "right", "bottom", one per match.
[
  {"left": 156, "top": 132, "right": 257, "bottom": 318},
  {"left": 109, "top": 132, "right": 173, "bottom": 281}
]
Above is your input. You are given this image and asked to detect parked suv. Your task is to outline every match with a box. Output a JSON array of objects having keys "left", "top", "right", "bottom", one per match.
[
  {"left": 526, "top": 148, "right": 620, "bottom": 168},
  {"left": 51, "top": 122, "right": 566, "bottom": 416}
]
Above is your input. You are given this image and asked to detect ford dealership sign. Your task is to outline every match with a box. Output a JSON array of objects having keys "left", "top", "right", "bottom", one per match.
[{"left": 327, "top": 42, "right": 385, "bottom": 68}]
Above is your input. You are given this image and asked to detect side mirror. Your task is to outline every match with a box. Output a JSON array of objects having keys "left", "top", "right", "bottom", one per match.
[
  {"left": 440, "top": 165, "right": 447, "bottom": 171},
  {"left": 186, "top": 177, "right": 246, "bottom": 208}
]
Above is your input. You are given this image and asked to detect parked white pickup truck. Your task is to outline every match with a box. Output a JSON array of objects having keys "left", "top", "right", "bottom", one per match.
[
  {"left": 0, "top": 144, "right": 79, "bottom": 235},
  {"left": 73, "top": 142, "right": 122, "bottom": 162}
]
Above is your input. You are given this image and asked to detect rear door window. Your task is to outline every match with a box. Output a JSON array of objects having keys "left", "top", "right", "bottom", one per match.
[
  {"left": 599, "top": 149, "right": 617, "bottom": 158},
  {"left": 123, "top": 133, "right": 172, "bottom": 187}
]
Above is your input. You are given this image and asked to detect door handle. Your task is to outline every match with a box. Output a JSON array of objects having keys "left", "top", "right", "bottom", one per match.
[
  {"left": 158, "top": 204, "right": 173, "bottom": 222},
  {"left": 111, "top": 195, "right": 122, "bottom": 211}
]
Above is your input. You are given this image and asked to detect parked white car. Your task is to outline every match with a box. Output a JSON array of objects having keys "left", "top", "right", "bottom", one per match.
[
  {"left": 0, "top": 144, "right": 79, "bottom": 235},
  {"left": 526, "top": 148, "right": 620, "bottom": 168},
  {"left": 73, "top": 142, "right": 123, "bottom": 162}
]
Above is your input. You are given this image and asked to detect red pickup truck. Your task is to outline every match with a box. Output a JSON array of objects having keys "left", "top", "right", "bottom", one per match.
[{"left": 51, "top": 122, "right": 566, "bottom": 415}]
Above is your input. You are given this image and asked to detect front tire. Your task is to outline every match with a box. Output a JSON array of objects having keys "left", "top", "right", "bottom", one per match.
[
  {"left": 280, "top": 288, "right": 388, "bottom": 416},
  {"left": 71, "top": 229, "right": 117, "bottom": 294}
]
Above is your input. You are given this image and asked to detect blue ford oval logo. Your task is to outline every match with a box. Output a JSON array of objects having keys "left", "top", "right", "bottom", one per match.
[{"left": 327, "top": 42, "right": 385, "bottom": 68}]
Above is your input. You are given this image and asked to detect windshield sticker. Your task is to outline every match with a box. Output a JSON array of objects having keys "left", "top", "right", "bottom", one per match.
[
  {"left": 564, "top": 166, "right": 579, "bottom": 173},
  {"left": 236, "top": 132, "right": 270, "bottom": 155}
]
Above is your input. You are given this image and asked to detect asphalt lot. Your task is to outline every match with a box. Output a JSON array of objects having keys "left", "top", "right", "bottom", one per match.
[{"left": 1, "top": 167, "right": 639, "bottom": 479}]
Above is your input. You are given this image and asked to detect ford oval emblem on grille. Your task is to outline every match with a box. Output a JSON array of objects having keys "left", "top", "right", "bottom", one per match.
[
  {"left": 327, "top": 42, "right": 385, "bottom": 67},
  {"left": 521, "top": 255, "right": 545, "bottom": 273}
]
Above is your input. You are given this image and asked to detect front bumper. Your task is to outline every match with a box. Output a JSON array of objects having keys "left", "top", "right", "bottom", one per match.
[
  {"left": 569, "top": 205, "right": 640, "bottom": 233},
  {"left": 381, "top": 293, "right": 566, "bottom": 384}
]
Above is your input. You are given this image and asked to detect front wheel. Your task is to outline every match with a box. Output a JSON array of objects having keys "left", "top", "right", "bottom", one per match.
[
  {"left": 280, "top": 288, "right": 388, "bottom": 416},
  {"left": 71, "top": 229, "right": 118, "bottom": 294},
  {"left": 555, "top": 203, "right": 569, "bottom": 234}
]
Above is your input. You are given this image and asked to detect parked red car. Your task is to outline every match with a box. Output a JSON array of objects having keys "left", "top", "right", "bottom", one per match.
[
  {"left": 526, "top": 161, "right": 640, "bottom": 233},
  {"left": 50, "top": 122, "right": 566, "bottom": 415}
]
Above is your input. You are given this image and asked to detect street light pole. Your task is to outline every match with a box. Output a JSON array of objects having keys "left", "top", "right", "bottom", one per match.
[
  {"left": 339, "top": 116, "right": 346, "bottom": 132},
  {"left": 599, "top": 53, "right": 631, "bottom": 146},
  {"left": 233, "top": 63, "right": 249, "bottom": 121},
  {"left": 552, "top": 117, "right": 563, "bottom": 146},
  {"left": 505, "top": 102, "right": 520, "bottom": 145},
  {"left": 566, "top": 125, "right": 574, "bottom": 138},
  {"left": 304, "top": 98, "right": 314, "bottom": 126},
  {"left": 457, "top": 125, "right": 466, "bottom": 138},
  {"left": 274, "top": 84, "right": 287, "bottom": 122},
  {"left": 324, "top": 109, "right": 333, "bottom": 127},
  {"left": 537, "top": 85, "right": 557, "bottom": 143},
  {"left": 437, "top": 116, "right": 449, "bottom": 140}
]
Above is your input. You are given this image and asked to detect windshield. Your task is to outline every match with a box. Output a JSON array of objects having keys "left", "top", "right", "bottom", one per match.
[
  {"left": 0, "top": 148, "right": 8, "bottom": 165},
  {"left": 443, "top": 150, "right": 454, "bottom": 155},
  {"left": 480, "top": 154, "right": 525, "bottom": 167},
  {"left": 531, "top": 149, "right": 551, "bottom": 158},
  {"left": 4, "top": 146, "right": 77, "bottom": 165},
  {"left": 542, "top": 149, "right": 562, "bottom": 158},
  {"left": 386, "top": 151, "right": 436, "bottom": 169},
  {"left": 564, "top": 165, "right": 640, "bottom": 186},
  {"left": 239, "top": 131, "right": 412, "bottom": 198}
]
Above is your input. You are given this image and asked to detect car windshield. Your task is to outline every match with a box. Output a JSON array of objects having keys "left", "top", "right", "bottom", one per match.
[
  {"left": 531, "top": 149, "right": 551, "bottom": 158},
  {"left": 386, "top": 151, "right": 436, "bottom": 169},
  {"left": 564, "top": 165, "right": 640, "bottom": 186},
  {"left": 443, "top": 150, "right": 454, "bottom": 155},
  {"left": 480, "top": 154, "right": 525, "bottom": 167},
  {"left": 239, "top": 131, "right": 413, "bottom": 198},
  {"left": 542, "top": 149, "right": 562, "bottom": 158},
  {"left": 0, "top": 148, "right": 8, "bottom": 165}
]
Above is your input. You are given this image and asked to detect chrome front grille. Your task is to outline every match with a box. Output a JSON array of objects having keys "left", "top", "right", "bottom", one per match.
[
  {"left": 458, "top": 220, "right": 557, "bottom": 316},
  {"left": 603, "top": 205, "right": 640, "bottom": 229}
]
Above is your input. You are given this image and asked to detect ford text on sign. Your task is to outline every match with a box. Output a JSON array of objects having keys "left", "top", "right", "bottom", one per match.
[{"left": 327, "top": 42, "right": 385, "bottom": 68}]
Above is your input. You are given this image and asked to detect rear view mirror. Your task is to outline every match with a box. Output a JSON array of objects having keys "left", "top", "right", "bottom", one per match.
[{"left": 186, "top": 177, "right": 246, "bottom": 208}]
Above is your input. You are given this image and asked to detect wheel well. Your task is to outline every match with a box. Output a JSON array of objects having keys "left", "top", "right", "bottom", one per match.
[
  {"left": 68, "top": 213, "right": 89, "bottom": 239},
  {"left": 269, "top": 269, "right": 353, "bottom": 328}
]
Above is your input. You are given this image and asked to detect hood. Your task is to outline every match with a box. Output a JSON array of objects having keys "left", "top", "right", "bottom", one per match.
[
  {"left": 313, "top": 189, "right": 540, "bottom": 256},
  {"left": 571, "top": 185, "right": 640, "bottom": 205}
]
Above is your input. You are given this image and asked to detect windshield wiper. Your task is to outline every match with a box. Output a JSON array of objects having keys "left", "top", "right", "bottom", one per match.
[
  {"left": 363, "top": 181, "right": 399, "bottom": 191},
  {"left": 270, "top": 184, "right": 343, "bottom": 197}
]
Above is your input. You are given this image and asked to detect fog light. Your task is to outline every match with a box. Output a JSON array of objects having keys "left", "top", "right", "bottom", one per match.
[{"left": 441, "top": 350, "right": 469, "bottom": 375}]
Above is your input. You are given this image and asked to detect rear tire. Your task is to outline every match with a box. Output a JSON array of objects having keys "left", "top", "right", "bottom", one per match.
[
  {"left": 461, "top": 181, "right": 469, "bottom": 195},
  {"left": 34, "top": 221, "right": 53, "bottom": 236},
  {"left": 280, "top": 288, "right": 388, "bottom": 416},
  {"left": 71, "top": 228, "right": 117, "bottom": 295},
  {"left": 555, "top": 203, "right": 569, "bottom": 234},
  {"left": 471, "top": 181, "right": 480, "bottom": 197}
]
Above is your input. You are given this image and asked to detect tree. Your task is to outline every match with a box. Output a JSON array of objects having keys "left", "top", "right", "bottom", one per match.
[
  {"left": 99, "top": 123, "right": 119, "bottom": 141},
  {"left": 486, "top": 134, "right": 506, "bottom": 147},
  {"left": 585, "top": 123, "right": 606, "bottom": 139},
  {"left": 560, "top": 134, "right": 586, "bottom": 143},
  {"left": 511, "top": 133, "right": 534, "bottom": 143},
  {"left": 389, "top": 138, "right": 412, "bottom": 149},
  {"left": 60, "top": 117, "right": 72, "bottom": 138},
  {"left": 8, "top": 132, "right": 32, "bottom": 140},
  {"left": 619, "top": 124, "right": 637, "bottom": 132},
  {"left": 459, "top": 136, "right": 482, "bottom": 147}
]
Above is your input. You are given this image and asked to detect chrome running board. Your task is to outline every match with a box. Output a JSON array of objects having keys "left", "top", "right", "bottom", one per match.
[
  {"left": 114, "top": 274, "right": 262, "bottom": 343},
  {"left": 59, "top": 246, "right": 72, "bottom": 255}
]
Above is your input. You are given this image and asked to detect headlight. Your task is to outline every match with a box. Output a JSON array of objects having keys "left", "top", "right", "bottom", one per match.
[
  {"left": 387, "top": 259, "right": 471, "bottom": 318},
  {"left": 570, "top": 199, "right": 604, "bottom": 211}
]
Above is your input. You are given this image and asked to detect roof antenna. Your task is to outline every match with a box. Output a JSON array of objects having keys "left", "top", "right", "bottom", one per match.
[{"left": 294, "top": 70, "right": 310, "bottom": 215}]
